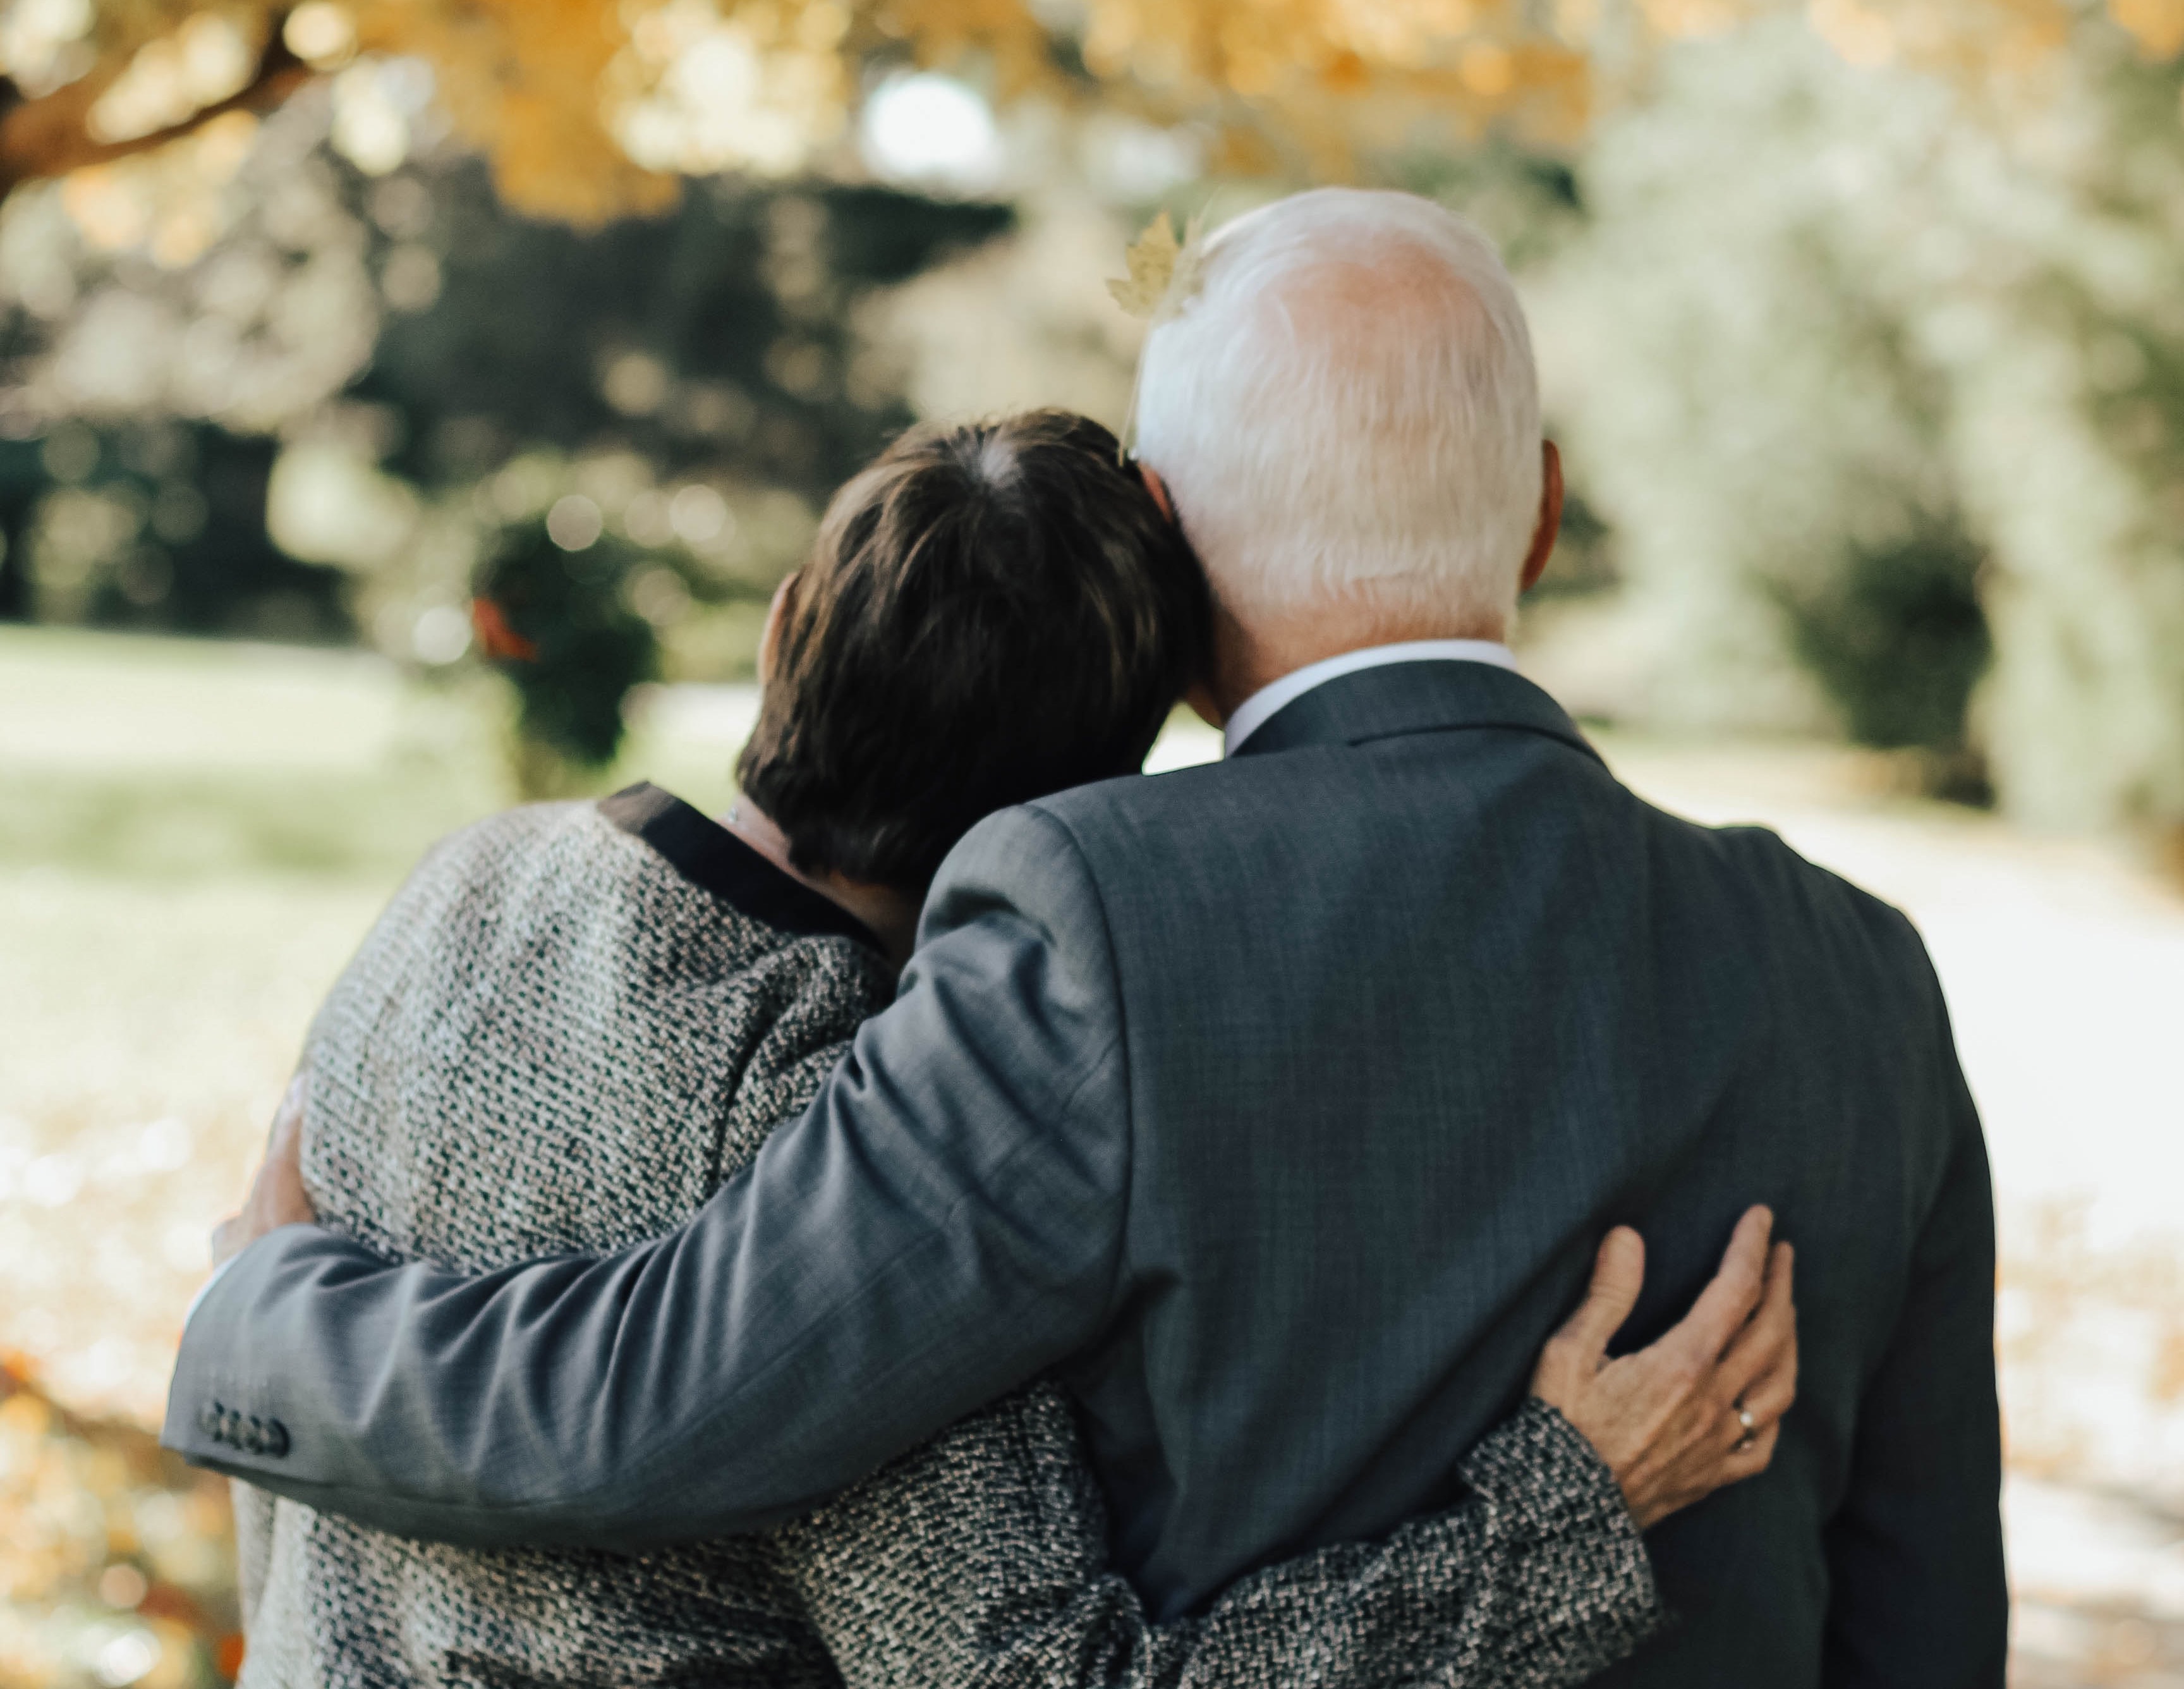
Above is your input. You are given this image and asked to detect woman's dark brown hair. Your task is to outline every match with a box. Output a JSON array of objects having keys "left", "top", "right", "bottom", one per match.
[{"left": 734, "top": 410, "right": 1210, "bottom": 893}]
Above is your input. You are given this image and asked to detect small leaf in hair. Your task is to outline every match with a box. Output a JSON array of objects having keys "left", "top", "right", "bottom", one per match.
[{"left": 1108, "top": 212, "right": 1182, "bottom": 319}]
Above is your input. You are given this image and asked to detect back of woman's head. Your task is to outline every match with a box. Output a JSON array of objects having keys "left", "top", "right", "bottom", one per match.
[{"left": 734, "top": 410, "right": 1210, "bottom": 894}]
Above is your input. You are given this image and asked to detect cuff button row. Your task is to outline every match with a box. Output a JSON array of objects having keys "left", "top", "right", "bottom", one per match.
[{"left": 200, "top": 1399, "right": 290, "bottom": 1458}]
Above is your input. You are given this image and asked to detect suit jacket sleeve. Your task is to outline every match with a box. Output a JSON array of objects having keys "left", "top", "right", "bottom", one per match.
[
  {"left": 1820, "top": 963, "right": 2009, "bottom": 1688},
  {"left": 159, "top": 805, "right": 1134, "bottom": 1549}
]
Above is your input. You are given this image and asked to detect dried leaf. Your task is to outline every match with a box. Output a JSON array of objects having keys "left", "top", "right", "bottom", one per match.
[{"left": 1108, "top": 212, "right": 1182, "bottom": 319}]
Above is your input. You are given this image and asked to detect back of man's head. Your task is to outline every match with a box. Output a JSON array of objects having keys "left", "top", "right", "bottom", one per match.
[{"left": 1134, "top": 189, "right": 1541, "bottom": 640}]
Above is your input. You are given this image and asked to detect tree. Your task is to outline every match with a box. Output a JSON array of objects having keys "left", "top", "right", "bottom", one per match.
[
  {"left": 8, "top": 0, "right": 2184, "bottom": 836},
  {"left": 0, "top": 75, "right": 1012, "bottom": 790},
  {"left": 1551, "top": 15, "right": 2184, "bottom": 839},
  {"left": 21, "top": 0, "right": 2161, "bottom": 236}
]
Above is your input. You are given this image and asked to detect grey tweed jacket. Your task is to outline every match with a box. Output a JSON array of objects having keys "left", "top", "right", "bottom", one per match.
[{"left": 229, "top": 783, "right": 1664, "bottom": 1689}]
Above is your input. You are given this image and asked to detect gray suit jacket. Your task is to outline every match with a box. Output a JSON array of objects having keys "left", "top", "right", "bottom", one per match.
[{"left": 168, "top": 661, "right": 2005, "bottom": 1686}]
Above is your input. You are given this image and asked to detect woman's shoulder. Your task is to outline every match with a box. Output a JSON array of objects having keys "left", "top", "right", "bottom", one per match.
[
  {"left": 301, "top": 791, "right": 890, "bottom": 1266},
  {"left": 387, "top": 794, "right": 868, "bottom": 980}
]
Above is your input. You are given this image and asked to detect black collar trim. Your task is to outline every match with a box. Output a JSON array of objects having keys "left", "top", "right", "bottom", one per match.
[{"left": 598, "top": 783, "right": 882, "bottom": 953}]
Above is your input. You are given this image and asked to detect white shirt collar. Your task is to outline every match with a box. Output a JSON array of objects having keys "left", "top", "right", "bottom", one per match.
[{"left": 1222, "top": 638, "right": 1521, "bottom": 757}]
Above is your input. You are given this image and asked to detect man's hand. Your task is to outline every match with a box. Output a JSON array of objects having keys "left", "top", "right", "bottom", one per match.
[
  {"left": 210, "top": 1072, "right": 315, "bottom": 1267},
  {"left": 1531, "top": 1205, "right": 1797, "bottom": 1530}
]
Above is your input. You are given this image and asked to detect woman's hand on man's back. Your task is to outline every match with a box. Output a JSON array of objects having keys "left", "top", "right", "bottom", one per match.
[{"left": 1531, "top": 1204, "right": 1797, "bottom": 1530}]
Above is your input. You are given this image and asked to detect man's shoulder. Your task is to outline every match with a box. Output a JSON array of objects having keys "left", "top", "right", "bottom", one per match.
[
  {"left": 1023, "top": 757, "right": 1294, "bottom": 855},
  {"left": 1642, "top": 803, "right": 1937, "bottom": 1002},
  {"left": 919, "top": 767, "right": 1266, "bottom": 965},
  {"left": 1032, "top": 758, "right": 1904, "bottom": 913},
  {"left": 1688, "top": 807, "right": 1919, "bottom": 931},
  {"left": 964, "top": 757, "right": 1936, "bottom": 999}
]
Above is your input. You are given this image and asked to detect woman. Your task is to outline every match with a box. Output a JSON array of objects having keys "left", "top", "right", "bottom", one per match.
[{"left": 232, "top": 412, "right": 1793, "bottom": 1689}]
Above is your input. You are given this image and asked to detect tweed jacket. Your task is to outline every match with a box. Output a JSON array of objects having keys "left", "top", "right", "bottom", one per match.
[{"left": 229, "top": 783, "right": 1664, "bottom": 1689}]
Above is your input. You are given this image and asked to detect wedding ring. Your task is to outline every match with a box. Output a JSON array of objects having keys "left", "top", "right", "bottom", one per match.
[{"left": 1733, "top": 1403, "right": 1758, "bottom": 1452}]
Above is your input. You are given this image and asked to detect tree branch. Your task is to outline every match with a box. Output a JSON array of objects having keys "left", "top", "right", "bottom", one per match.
[{"left": 0, "top": 27, "right": 310, "bottom": 197}]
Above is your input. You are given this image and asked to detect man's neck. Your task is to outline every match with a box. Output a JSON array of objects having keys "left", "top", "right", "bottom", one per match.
[
  {"left": 722, "top": 801, "right": 920, "bottom": 969},
  {"left": 1195, "top": 599, "right": 1511, "bottom": 727}
]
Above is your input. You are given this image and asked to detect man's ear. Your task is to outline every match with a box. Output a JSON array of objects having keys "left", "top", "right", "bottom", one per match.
[
  {"left": 759, "top": 570, "right": 800, "bottom": 683},
  {"left": 1138, "top": 463, "right": 1177, "bottom": 523},
  {"left": 1519, "top": 441, "right": 1563, "bottom": 597}
]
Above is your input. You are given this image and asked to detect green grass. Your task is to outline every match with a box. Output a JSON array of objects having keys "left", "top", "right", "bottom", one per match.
[
  {"left": 0, "top": 625, "right": 749, "bottom": 885},
  {"left": 1, "top": 626, "right": 496, "bottom": 883}
]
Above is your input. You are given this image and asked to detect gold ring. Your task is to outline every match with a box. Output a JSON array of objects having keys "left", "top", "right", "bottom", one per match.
[{"left": 1734, "top": 1403, "right": 1757, "bottom": 1451}]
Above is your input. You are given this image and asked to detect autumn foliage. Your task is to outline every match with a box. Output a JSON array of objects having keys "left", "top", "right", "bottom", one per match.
[{"left": 3, "top": 0, "right": 2175, "bottom": 233}]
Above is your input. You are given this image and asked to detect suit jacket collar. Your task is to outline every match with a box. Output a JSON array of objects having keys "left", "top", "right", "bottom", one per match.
[{"left": 1227, "top": 659, "right": 1605, "bottom": 766}]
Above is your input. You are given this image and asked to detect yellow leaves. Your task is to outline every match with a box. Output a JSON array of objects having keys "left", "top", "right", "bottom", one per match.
[
  {"left": 1320, "top": 47, "right": 1371, "bottom": 92},
  {"left": 86, "top": 10, "right": 263, "bottom": 143},
  {"left": 1, "top": 1365, "right": 241, "bottom": 1687},
  {"left": 0, "top": 1393, "right": 51, "bottom": 1440},
  {"left": 873, "top": 0, "right": 1045, "bottom": 105},
  {"left": 610, "top": 0, "right": 852, "bottom": 181},
  {"left": 1107, "top": 210, "right": 1210, "bottom": 326},
  {"left": 1330, "top": 0, "right": 1478, "bottom": 68},
  {"left": 1805, "top": 0, "right": 2071, "bottom": 83},
  {"left": 1458, "top": 39, "right": 1515, "bottom": 94},
  {"left": 344, "top": 0, "right": 680, "bottom": 225},
  {"left": 2110, "top": 0, "right": 2184, "bottom": 56},
  {"left": 1644, "top": 0, "right": 1752, "bottom": 39},
  {"left": 284, "top": 3, "right": 361, "bottom": 66},
  {"left": 1809, "top": 0, "right": 1898, "bottom": 64},
  {"left": 12, "top": 0, "right": 2160, "bottom": 232},
  {"left": 1108, "top": 211, "right": 1182, "bottom": 318}
]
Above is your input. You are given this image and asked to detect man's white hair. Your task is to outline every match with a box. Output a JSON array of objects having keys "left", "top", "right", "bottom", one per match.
[{"left": 1134, "top": 188, "right": 1541, "bottom": 633}]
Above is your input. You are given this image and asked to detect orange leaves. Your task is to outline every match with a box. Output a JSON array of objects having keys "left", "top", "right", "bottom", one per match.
[
  {"left": 1802, "top": 0, "right": 2072, "bottom": 84},
  {"left": 884, "top": 0, "right": 1052, "bottom": 92},
  {"left": 610, "top": 1, "right": 855, "bottom": 181},
  {"left": 471, "top": 598, "right": 540, "bottom": 662},
  {"left": 18, "top": 0, "right": 2180, "bottom": 231},
  {"left": 1062, "top": 0, "right": 1599, "bottom": 172},
  {"left": 1, "top": 1364, "right": 241, "bottom": 1685},
  {"left": 350, "top": 0, "right": 680, "bottom": 224},
  {"left": 2109, "top": 0, "right": 2184, "bottom": 58}
]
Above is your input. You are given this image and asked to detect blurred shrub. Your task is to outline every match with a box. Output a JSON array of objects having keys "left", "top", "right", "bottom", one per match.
[
  {"left": 0, "top": 94, "right": 1016, "bottom": 801},
  {"left": 0, "top": 428, "right": 349, "bottom": 643},
  {"left": 1554, "top": 17, "right": 2184, "bottom": 838},
  {"left": 1546, "top": 18, "right": 1985, "bottom": 755},
  {"left": 472, "top": 518, "right": 660, "bottom": 796},
  {"left": 1776, "top": 528, "right": 1993, "bottom": 798},
  {"left": 0, "top": 137, "right": 1009, "bottom": 664}
]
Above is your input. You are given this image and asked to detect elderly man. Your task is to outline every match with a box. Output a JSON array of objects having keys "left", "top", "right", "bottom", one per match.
[{"left": 169, "top": 189, "right": 2005, "bottom": 1685}]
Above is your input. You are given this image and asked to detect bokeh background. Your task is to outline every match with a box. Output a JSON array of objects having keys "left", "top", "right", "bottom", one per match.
[{"left": 3, "top": 1, "right": 2183, "bottom": 1684}]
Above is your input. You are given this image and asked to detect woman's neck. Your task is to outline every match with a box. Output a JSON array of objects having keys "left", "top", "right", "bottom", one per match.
[{"left": 722, "top": 800, "right": 919, "bottom": 969}]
